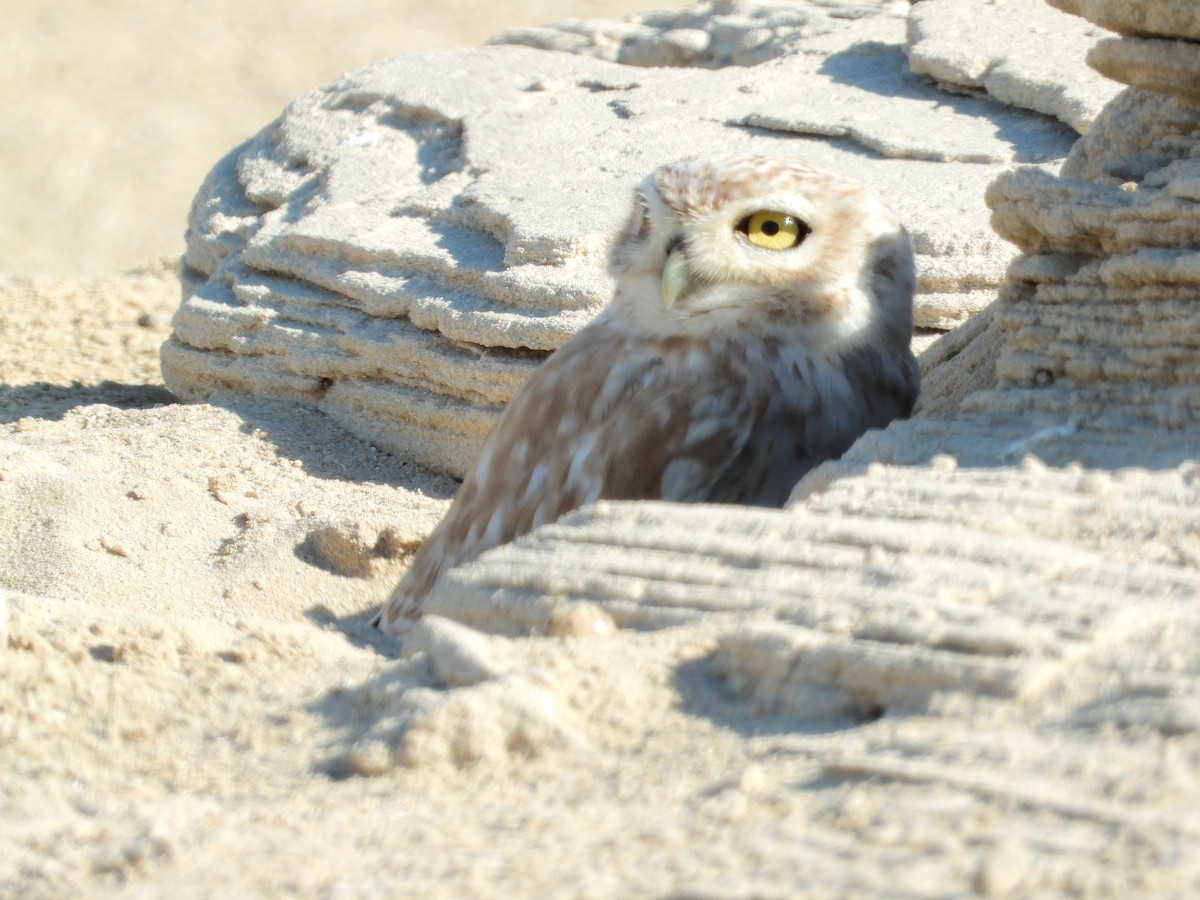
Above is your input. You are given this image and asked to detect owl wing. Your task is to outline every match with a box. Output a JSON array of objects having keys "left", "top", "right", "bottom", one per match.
[
  {"left": 706, "top": 340, "right": 921, "bottom": 506},
  {"left": 375, "top": 323, "right": 763, "bottom": 633}
]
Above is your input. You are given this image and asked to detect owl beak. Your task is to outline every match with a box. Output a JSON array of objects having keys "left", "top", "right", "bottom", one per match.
[{"left": 661, "top": 246, "right": 693, "bottom": 310}]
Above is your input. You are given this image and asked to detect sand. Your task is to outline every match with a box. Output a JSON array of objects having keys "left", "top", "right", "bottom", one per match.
[
  {"left": 0, "top": 0, "right": 665, "bottom": 278},
  {"left": 0, "top": 265, "right": 893, "bottom": 894},
  {"left": 0, "top": 3, "right": 721, "bottom": 894}
]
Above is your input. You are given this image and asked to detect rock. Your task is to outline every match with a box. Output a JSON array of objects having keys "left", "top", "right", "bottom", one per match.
[
  {"left": 423, "top": 458, "right": 1200, "bottom": 634},
  {"left": 421, "top": 450, "right": 1200, "bottom": 730},
  {"left": 339, "top": 659, "right": 585, "bottom": 772},
  {"left": 165, "top": 2, "right": 1076, "bottom": 478},
  {"left": 304, "top": 517, "right": 423, "bottom": 577},
  {"left": 1088, "top": 36, "right": 1200, "bottom": 106},
  {"left": 490, "top": 0, "right": 902, "bottom": 68},
  {"left": 1047, "top": 0, "right": 1200, "bottom": 41},
  {"left": 906, "top": 0, "right": 1122, "bottom": 133},
  {"left": 400, "top": 615, "right": 513, "bottom": 687},
  {"left": 983, "top": 0, "right": 1200, "bottom": 423},
  {"left": 1054, "top": 88, "right": 1200, "bottom": 185},
  {"left": 911, "top": 305, "right": 1003, "bottom": 417}
]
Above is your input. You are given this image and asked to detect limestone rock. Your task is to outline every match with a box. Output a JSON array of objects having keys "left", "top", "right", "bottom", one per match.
[
  {"left": 422, "top": 456, "right": 1200, "bottom": 639},
  {"left": 906, "top": 0, "right": 1122, "bottom": 133},
  {"left": 1048, "top": 0, "right": 1200, "bottom": 107},
  {"left": 1088, "top": 36, "right": 1200, "bottom": 106},
  {"left": 983, "top": 0, "right": 1200, "bottom": 423},
  {"left": 911, "top": 305, "right": 1003, "bottom": 417},
  {"left": 490, "top": 0, "right": 902, "bottom": 68},
  {"left": 1047, "top": 0, "right": 1200, "bottom": 41},
  {"left": 166, "top": 2, "right": 1075, "bottom": 478},
  {"left": 1056, "top": 88, "right": 1200, "bottom": 185}
]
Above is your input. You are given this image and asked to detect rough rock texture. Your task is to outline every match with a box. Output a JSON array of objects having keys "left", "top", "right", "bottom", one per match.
[
  {"left": 984, "top": 0, "right": 1200, "bottom": 424},
  {"left": 1048, "top": 0, "right": 1200, "bottom": 106},
  {"left": 1088, "top": 36, "right": 1200, "bottom": 106},
  {"left": 1047, "top": 0, "right": 1200, "bottom": 41},
  {"left": 379, "top": 426, "right": 1200, "bottom": 893},
  {"left": 165, "top": 1, "right": 1077, "bottom": 477},
  {"left": 905, "top": 0, "right": 1122, "bottom": 133},
  {"left": 489, "top": 0, "right": 901, "bottom": 68},
  {"left": 424, "top": 438, "right": 1200, "bottom": 636}
]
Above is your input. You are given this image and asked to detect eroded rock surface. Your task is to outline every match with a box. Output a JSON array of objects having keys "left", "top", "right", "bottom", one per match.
[
  {"left": 165, "top": 1, "right": 1076, "bottom": 477},
  {"left": 905, "top": 0, "right": 1121, "bottom": 133},
  {"left": 1048, "top": 0, "right": 1200, "bottom": 105},
  {"left": 490, "top": 0, "right": 900, "bottom": 68},
  {"left": 984, "top": 0, "right": 1200, "bottom": 423},
  {"left": 1048, "top": 0, "right": 1200, "bottom": 41}
]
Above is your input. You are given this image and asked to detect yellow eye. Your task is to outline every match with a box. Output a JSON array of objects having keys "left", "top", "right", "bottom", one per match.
[{"left": 738, "top": 211, "right": 809, "bottom": 251}]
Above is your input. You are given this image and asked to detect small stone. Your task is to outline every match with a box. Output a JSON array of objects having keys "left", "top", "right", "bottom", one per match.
[
  {"left": 545, "top": 602, "right": 616, "bottom": 639},
  {"left": 930, "top": 453, "right": 958, "bottom": 471},
  {"left": 100, "top": 537, "right": 129, "bottom": 558},
  {"left": 306, "top": 520, "right": 403, "bottom": 578},
  {"left": 345, "top": 738, "right": 396, "bottom": 778},
  {"left": 972, "top": 840, "right": 1033, "bottom": 897}
]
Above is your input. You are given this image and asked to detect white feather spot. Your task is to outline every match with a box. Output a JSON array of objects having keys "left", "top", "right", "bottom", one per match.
[
  {"left": 472, "top": 441, "right": 496, "bottom": 490},
  {"left": 483, "top": 507, "right": 507, "bottom": 547},
  {"left": 685, "top": 346, "right": 708, "bottom": 370},
  {"left": 661, "top": 457, "right": 705, "bottom": 498},
  {"left": 464, "top": 521, "right": 483, "bottom": 548},
  {"left": 522, "top": 462, "right": 549, "bottom": 502},
  {"left": 684, "top": 417, "right": 722, "bottom": 445},
  {"left": 690, "top": 396, "right": 726, "bottom": 419},
  {"left": 566, "top": 431, "right": 599, "bottom": 491},
  {"left": 556, "top": 415, "right": 580, "bottom": 438}
]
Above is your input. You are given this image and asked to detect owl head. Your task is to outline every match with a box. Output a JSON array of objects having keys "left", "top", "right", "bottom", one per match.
[{"left": 608, "top": 154, "right": 915, "bottom": 350}]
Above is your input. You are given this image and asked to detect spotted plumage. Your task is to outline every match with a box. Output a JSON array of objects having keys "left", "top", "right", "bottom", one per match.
[{"left": 376, "top": 153, "right": 919, "bottom": 635}]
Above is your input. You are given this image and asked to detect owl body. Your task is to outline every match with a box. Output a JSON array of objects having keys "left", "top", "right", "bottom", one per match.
[{"left": 376, "top": 155, "right": 919, "bottom": 635}]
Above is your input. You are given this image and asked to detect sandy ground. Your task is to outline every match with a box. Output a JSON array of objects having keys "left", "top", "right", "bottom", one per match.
[
  {"left": 0, "top": 4, "right": 740, "bottom": 894},
  {"left": 1, "top": 267, "right": 905, "bottom": 895}
]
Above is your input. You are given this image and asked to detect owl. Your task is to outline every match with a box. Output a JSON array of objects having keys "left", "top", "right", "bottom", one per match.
[{"left": 375, "top": 154, "right": 920, "bottom": 636}]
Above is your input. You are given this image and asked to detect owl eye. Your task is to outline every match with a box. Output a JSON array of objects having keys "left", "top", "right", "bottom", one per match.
[{"left": 737, "top": 211, "right": 809, "bottom": 251}]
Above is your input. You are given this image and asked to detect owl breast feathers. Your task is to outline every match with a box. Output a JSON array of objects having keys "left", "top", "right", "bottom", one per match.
[{"left": 376, "top": 153, "right": 920, "bottom": 635}]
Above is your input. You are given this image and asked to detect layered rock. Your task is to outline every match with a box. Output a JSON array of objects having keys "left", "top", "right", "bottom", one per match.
[
  {"left": 489, "top": 0, "right": 900, "bottom": 68},
  {"left": 905, "top": 0, "right": 1121, "bottom": 133},
  {"left": 984, "top": 0, "right": 1200, "bottom": 425},
  {"left": 424, "top": 458, "right": 1200, "bottom": 639},
  {"left": 164, "top": 1, "right": 1076, "bottom": 477},
  {"left": 1051, "top": 0, "right": 1200, "bottom": 106}
]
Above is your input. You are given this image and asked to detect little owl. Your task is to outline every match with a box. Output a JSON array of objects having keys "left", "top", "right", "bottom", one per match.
[{"left": 376, "top": 153, "right": 919, "bottom": 635}]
